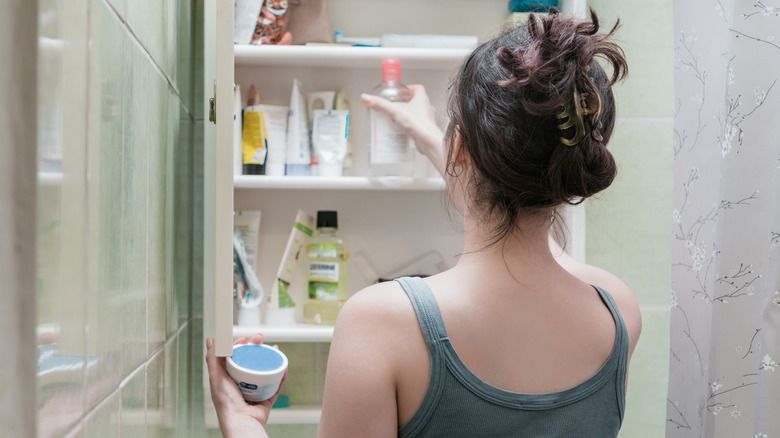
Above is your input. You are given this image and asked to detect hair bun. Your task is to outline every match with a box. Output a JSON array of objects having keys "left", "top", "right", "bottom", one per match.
[{"left": 496, "top": 7, "right": 628, "bottom": 117}]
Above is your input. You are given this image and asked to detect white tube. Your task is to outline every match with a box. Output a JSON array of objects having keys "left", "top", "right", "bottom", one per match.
[
  {"left": 233, "top": 229, "right": 264, "bottom": 326},
  {"left": 285, "top": 79, "right": 311, "bottom": 176},
  {"left": 234, "top": 211, "right": 261, "bottom": 266},
  {"left": 311, "top": 109, "right": 349, "bottom": 177}
]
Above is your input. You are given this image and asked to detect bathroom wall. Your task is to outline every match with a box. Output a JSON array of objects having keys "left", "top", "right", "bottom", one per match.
[
  {"left": 35, "top": 0, "right": 203, "bottom": 436},
  {"left": 1, "top": 1, "right": 38, "bottom": 437},
  {"left": 584, "top": 0, "right": 674, "bottom": 437}
]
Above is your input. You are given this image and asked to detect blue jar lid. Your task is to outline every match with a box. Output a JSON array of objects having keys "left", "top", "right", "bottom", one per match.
[{"left": 231, "top": 344, "right": 285, "bottom": 372}]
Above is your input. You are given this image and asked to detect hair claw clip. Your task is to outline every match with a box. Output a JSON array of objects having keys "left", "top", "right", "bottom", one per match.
[{"left": 556, "top": 76, "right": 604, "bottom": 146}]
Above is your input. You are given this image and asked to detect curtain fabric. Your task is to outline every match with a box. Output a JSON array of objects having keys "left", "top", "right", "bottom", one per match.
[{"left": 669, "top": 1, "right": 780, "bottom": 437}]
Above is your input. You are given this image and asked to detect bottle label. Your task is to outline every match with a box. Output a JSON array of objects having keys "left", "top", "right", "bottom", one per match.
[
  {"left": 308, "top": 262, "right": 339, "bottom": 300},
  {"left": 370, "top": 106, "right": 411, "bottom": 164}
]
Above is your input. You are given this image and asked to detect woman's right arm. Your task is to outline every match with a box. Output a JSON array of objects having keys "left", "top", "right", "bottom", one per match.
[{"left": 361, "top": 85, "right": 447, "bottom": 176}]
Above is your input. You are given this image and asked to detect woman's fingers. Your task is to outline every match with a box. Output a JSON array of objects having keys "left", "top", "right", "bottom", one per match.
[{"left": 360, "top": 93, "right": 401, "bottom": 116}]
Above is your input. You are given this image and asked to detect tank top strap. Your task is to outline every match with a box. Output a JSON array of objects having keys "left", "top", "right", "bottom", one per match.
[
  {"left": 591, "top": 284, "right": 630, "bottom": 419},
  {"left": 395, "top": 276, "right": 449, "bottom": 437},
  {"left": 394, "top": 276, "right": 450, "bottom": 346}
]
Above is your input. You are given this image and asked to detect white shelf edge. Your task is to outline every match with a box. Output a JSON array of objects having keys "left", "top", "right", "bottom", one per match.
[
  {"left": 267, "top": 405, "right": 322, "bottom": 425},
  {"left": 234, "top": 44, "right": 469, "bottom": 70},
  {"left": 37, "top": 172, "right": 62, "bottom": 186},
  {"left": 234, "top": 175, "right": 445, "bottom": 191},
  {"left": 233, "top": 324, "right": 334, "bottom": 343}
]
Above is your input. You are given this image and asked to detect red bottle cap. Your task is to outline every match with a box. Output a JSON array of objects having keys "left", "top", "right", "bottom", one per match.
[{"left": 381, "top": 58, "right": 401, "bottom": 82}]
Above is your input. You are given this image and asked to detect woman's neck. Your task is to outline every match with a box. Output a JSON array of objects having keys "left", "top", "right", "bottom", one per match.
[{"left": 456, "top": 212, "right": 558, "bottom": 281}]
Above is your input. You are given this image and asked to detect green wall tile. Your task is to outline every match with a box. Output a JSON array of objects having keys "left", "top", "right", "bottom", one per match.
[
  {"left": 127, "top": 0, "right": 167, "bottom": 73},
  {"left": 587, "top": 0, "right": 675, "bottom": 118},
  {"left": 120, "top": 44, "right": 150, "bottom": 376},
  {"left": 586, "top": 118, "right": 673, "bottom": 307},
  {"left": 85, "top": 0, "right": 126, "bottom": 409},
  {"left": 107, "top": 0, "right": 125, "bottom": 19},
  {"left": 148, "top": 71, "right": 171, "bottom": 351},
  {"left": 166, "top": 338, "right": 180, "bottom": 435},
  {"left": 121, "top": 367, "right": 147, "bottom": 437},
  {"left": 177, "top": 324, "right": 192, "bottom": 438},
  {"left": 619, "top": 308, "right": 671, "bottom": 437},
  {"left": 85, "top": 392, "right": 120, "bottom": 438},
  {"left": 147, "top": 351, "right": 165, "bottom": 438}
]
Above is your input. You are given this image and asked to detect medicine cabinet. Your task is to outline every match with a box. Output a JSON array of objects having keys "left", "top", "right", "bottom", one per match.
[{"left": 203, "top": 0, "right": 588, "bottom": 427}]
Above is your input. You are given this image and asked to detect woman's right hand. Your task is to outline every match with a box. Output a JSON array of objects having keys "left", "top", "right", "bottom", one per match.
[
  {"left": 361, "top": 85, "right": 446, "bottom": 176},
  {"left": 205, "top": 334, "right": 287, "bottom": 438}
]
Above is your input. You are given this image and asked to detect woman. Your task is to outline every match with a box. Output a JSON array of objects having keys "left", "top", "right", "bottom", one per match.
[{"left": 207, "top": 8, "right": 642, "bottom": 437}]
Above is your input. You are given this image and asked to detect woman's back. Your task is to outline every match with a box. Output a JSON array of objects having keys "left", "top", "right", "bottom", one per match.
[{"left": 319, "top": 233, "right": 640, "bottom": 437}]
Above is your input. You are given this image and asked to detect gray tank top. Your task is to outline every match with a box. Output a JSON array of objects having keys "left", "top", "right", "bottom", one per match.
[{"left": 395, "top": 277, "right": 628, "bottom": 438}]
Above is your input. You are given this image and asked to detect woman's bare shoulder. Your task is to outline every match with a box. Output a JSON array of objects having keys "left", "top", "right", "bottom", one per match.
[{"left": 552, "top": 248, "right": 642, "bottom": 356}]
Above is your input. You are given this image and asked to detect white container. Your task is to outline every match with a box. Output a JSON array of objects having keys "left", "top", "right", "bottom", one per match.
[
  {"left": 369, "top": 58, "right": 414, "bottom": 177},
  {"left": 227, "top": 344, "right": 288, "bottom": 402}
]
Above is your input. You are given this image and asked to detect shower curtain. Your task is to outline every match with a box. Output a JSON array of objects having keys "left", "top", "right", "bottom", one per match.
[{"left": 669, "top": 1, "right": 780, "bottom": 437}]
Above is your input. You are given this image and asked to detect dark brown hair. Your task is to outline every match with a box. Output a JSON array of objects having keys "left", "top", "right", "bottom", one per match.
[{"left": 446, "top": 7, "right": 627, "bottom": 244}]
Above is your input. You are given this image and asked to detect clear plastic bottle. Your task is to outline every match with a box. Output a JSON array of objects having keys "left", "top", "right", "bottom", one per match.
[
  {"left": 304, "top": 211, "right": 349, "bottom": 325},
  {"left": 369, "top": 58, "right": 415, "bottom": 177}
]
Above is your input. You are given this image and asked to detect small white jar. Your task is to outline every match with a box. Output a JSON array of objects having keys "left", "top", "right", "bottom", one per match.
[{"left": 227, "top": 343, "right": 288, "bottom": 402}]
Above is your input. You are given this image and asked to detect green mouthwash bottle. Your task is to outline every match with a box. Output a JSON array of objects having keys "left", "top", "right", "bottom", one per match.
[{"left": 304, "top": 211, "right": 349, "bottom": 325}]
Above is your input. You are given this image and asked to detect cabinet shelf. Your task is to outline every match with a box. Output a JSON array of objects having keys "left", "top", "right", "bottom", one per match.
[
  {"left": 234, "top": 44, "right": 469, "bottom": 70},
  {"left": 37, "top": 172, "right": 62, "bottom": 186},
  {"left": 233, "top": 324, "right": 334, "bottom": 343},
  {"left": 267, "top": 405, "right": 322, "bottom": 425},
  {"left": 234, "top": 175, "right": 445, "bottom": 191}
]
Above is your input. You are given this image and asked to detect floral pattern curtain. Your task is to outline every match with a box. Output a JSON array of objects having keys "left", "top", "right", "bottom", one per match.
[{"left": 669, "top": 1, "right": 780, "bottom": 437}]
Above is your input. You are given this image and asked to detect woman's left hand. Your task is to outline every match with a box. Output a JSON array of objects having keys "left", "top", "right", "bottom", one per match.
[{"left": 205, "top": 334, "right": 287, "bottom": 438}]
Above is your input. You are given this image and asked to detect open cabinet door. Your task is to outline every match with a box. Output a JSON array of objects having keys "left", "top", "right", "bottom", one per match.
[
  {"left": 203, "top": 0, "right": 234, "bottom": 427},
  {"left": 203, "top": 0, "right": 234, "bottom": 358}
]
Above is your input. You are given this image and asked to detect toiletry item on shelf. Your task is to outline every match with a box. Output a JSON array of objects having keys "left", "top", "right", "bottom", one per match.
[
  {"left": 234, "top": 0, "right": 264, "bottom": 44},
  {"left": 312, "top": 110, "right": 349, "bottom": 177},
  {"left": 286, "top": 0, "right": 332, "bottom": 44},
  {"left": 233, "top": 229, "right": 264, "bottom": 326},
  {"left": 307, "top": 91, "right": 336, "bottom": 176},
  {"left": 333, "top": 30, "right": 381, "bottom": 47},
  {"left": 234, "top": 84, "right": 243, "bottom": 175},
  {"left": 285, "top": 79, "right": 311, "bottom": 176},
  {"left": 255, "top": 104, "right": 289, "bottom": 176},
  {"left": 304, "top": 211, "right": 349, "bottom": 325},
  {"left": 369, "top": 58, "right": 414, "bottom": 177},
  {"left": 380, "top": 34, "right": 478, "bottom": 49},
  {"left": 307, "top": 91, "right": 336, "bottom": 124},
  {"left": 234, "top": 211, "right": 261, "bottom": 266},
  {"left": 508, "top": 0, "right": 558, "bottom": 13},
  {"left": 251, "top": 0, "right": 292, "bottom": 45},
  {"left": 242, "top": 85, "right": 266, "bottom": 175},
  {"left": 227, "top": 343, "right": 288, "bottom": 402},
  {"left": 234, "top": 211, "right": 262, "bottom": 325},
  {"left": 264, "top": 209, "right": 316, "bottom": 325},
  {"left": 334, "top": 88, "right": 354, "bottom": 169}
]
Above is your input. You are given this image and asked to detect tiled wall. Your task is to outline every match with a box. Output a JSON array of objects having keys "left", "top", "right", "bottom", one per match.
[
  {"left": 35, "top": 0, "right": 202, "bottom": 436},
  {"left": 585, "top": 1, "right": 674, "bottom": 437}
]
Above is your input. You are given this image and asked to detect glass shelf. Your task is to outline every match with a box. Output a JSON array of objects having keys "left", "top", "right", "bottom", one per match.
[
  {"left": 234, "top": 44, "right": 469, "bottom": 70},
  {"left": 234, "top": 175, "right": 445, "bottom": 191},
  {"left": 233, "top": 324, "right": 334, "bottom": 343}
]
